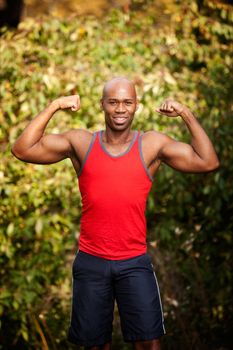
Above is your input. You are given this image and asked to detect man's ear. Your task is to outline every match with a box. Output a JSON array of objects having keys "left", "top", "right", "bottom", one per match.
[
  {"left": 135, "top": 99, "right": 139, "bottom": 111},
  {"left": 100, "top": 98, "right": 104, "bottom": 110}
]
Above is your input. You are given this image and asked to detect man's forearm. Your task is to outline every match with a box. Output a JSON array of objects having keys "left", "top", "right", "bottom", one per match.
[
  {"left": 180, "top": 107, "right": 219, "bottom": 166},
  {"left": 11, "top": 100, "right": 59, "bottom": 156}
]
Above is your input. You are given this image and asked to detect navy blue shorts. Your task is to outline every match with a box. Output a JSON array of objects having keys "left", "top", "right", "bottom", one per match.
[{"left": 68, "top": 250, "right": 165, "bottom": 347}]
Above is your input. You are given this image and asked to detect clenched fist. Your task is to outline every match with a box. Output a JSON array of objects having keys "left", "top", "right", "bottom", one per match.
[
  {"left": 156, "top": 99, "right": 187, "bottom": 117},
  {"left": 55, "top": 95, "right": 81, "bottom": 112}
]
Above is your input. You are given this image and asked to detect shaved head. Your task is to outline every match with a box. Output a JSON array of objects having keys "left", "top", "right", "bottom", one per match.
[
  {"left": 102, "top": 77, "right": 137, "bottom": 100},
  {"left": 100, "top": 77, "right": 138, "bottom": 131}
]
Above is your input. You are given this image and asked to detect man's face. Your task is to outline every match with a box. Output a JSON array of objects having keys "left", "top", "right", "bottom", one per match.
[{"left": 101, "top": 81, "right": 138, "bottom": 131}]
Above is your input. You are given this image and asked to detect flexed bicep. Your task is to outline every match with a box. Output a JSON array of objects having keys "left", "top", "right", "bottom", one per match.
[
  {"left": 12, "top": 131, "right": 73, "bottom": 164},
  {"left": 155, "top": 99, "right": 219, "bottom": 172},
  {"left": 23, "top": 132, "right": 73, "bottom": 164},
  {"left": 159, "top": 138, "right": 215, "bottom": 173},
  {"left": 11, "top": 94, "right": 81, "bottom": 164}
]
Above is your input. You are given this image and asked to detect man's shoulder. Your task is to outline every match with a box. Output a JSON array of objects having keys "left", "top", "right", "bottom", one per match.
[
  {"left": 141, "top": 130, "right": 169, "bottom": 142},
  {"left": 140, "top": 130, "right": 174, "bottom": 154},
  {"left": 65, "top": 128, "right": 94, "bottom": 141},
  {"left": 62, "top": 129, "right": 96, "bottom": 152}
]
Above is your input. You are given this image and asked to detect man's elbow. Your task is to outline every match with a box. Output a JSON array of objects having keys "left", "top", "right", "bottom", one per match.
[
  {"left": 11, "top": 145, "right": 18, "bottom": 157},
  {"left": 11, "top": 145, "right": 26, "bottom": 161},
  {"left": 205, "top": 159, "right": 220, "bottom": 172}
]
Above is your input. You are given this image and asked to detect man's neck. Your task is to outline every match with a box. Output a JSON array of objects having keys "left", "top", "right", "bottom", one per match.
[{"left": 103, "top": 128, "right": 134, "bottom": 145}]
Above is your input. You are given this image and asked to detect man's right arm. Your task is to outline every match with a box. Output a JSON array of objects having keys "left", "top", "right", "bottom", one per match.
[{"left": 11, "top": 95, "right": 80, "bottom": 164}]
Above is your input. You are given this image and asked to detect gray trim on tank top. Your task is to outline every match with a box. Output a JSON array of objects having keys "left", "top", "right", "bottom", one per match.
[
  {"left": 138, "top": 132, "right": 154, "bottom": 182},
  {"left": 77, "top": 132, "right": 97, "bottom": 177},
  {"left": 99, "top": 130, "right": 138, "bottom": 158}
]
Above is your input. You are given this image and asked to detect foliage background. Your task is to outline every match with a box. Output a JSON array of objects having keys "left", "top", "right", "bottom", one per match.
[{"left": 0, "top": 0, "right": 232, "bottom": 349}]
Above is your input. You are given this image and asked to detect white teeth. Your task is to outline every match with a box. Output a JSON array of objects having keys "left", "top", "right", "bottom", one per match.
[{"left": 114, "top": 118, "right": 126, "bottom": 121}]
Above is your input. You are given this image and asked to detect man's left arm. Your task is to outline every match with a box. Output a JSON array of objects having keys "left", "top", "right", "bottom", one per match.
[{"left": 156, "top": 100, "right": 220, "bottom": 173}]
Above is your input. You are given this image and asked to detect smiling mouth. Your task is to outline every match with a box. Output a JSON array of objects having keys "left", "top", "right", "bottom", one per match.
[{"left": 113, "top": 117, "right": 127, "bottom": 123}]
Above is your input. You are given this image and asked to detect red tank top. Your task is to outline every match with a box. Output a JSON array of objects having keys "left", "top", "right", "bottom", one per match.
[{"left": 77, "top": 130, "right": 153, "bottom": 260}]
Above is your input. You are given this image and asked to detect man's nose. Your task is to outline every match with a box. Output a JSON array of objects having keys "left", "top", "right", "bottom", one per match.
[{"left": 116, "top": 103, "right": 126, "bottom": 113}]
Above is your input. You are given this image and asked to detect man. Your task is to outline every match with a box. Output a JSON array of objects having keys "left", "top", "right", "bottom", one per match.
[{"left": 11, "top": 77, "right": 219, "bottom": 350}]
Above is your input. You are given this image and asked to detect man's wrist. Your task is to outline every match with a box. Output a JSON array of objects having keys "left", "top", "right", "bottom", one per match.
[
  {"left": 180, "top": 106, "right": 195, "bottom": 121},
  {"left": 48, "top": 99, "right": 61, "bottom": 112}
]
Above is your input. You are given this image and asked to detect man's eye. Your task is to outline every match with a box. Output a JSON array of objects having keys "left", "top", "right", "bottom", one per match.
[
  {"left": 109, "top": 101, "right": 116, "bottom": 105},
  {"left": 126, "top": 102, "right": 133, "bottom": 105}
]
